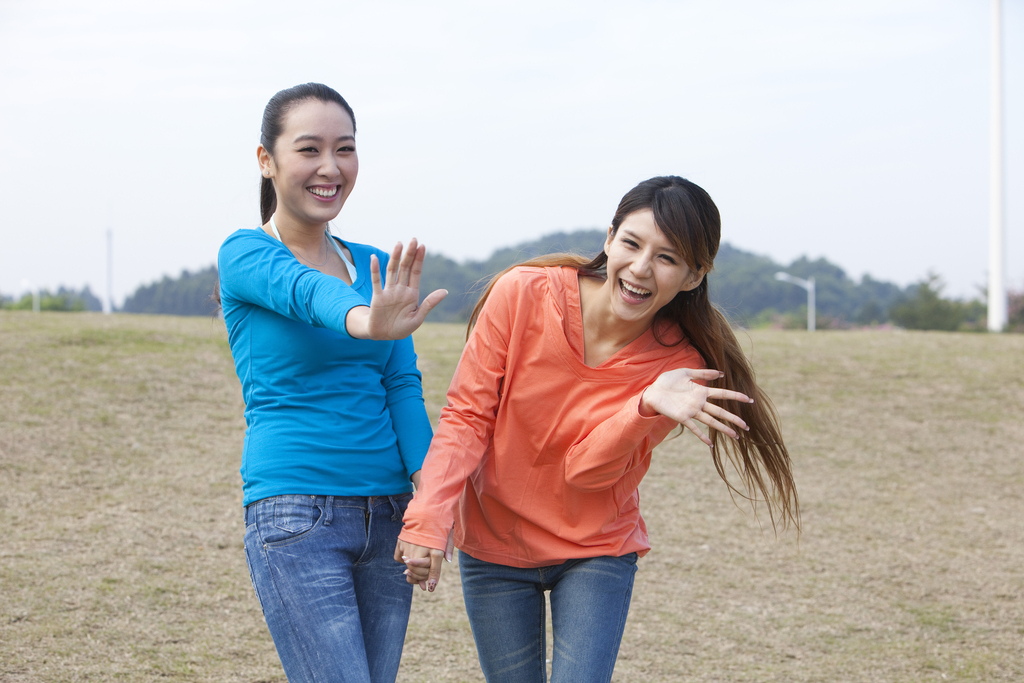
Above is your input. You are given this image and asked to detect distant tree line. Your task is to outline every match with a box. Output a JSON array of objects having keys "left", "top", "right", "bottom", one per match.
[
  {"left": 9, "top": 230, "right": 1020, "bottom": 332},
  {"left": 120, "top": 266, "right": 219, "bottom": 316},
  {"left": 1, "top": 286, "right": 103, "bottom": 312}
]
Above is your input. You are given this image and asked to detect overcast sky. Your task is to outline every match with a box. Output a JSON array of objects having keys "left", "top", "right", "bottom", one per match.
[{"left": 1, "top": 0, "right": 1021, "bottom": 304}]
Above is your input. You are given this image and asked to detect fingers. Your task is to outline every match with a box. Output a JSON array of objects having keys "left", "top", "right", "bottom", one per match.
[
  {"left": 402, "top": 555, "right": 431, "bottom": 589},
  {"left": 383, "top": 239, "right": 429, "bottom": 290},
  {"left": 683, "top": 418, "right": 713, "bottom": 447},
  {"left": 444, "top": 529, "right": 455, "bottom": 563},
  {"left": 417, "top": 289, "right": 448, "bottom": 318},
  {"left": 695, "top": 411, "right": 739, "bottom": 440},
  {"left": 386, "top": 242, "right": 403, "bottom": 287},
  {"left": 369, "top": 254, "right": 382, "bottom": 295},
  {"left": 407, "top": 243, "right": 427, "bottom": 291},
  {"left": 703, "top": 402, "right": 749, "bottom": 432},
  {"left": 706, "top": 387, "right": 753, "bottom": 404},
  {"left": 685, "top": 368, "right": 726, "bottom": 381},
  {"left": 395, "top": 238, "right": 418, "bottom": 287},
  {"left": 426, "top": 550, "right": 445, "bottom": 592}
]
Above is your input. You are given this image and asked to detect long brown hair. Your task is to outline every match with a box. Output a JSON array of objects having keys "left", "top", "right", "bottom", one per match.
[{"left": 469, "top": 176, "right": 799, "bottom": 531}]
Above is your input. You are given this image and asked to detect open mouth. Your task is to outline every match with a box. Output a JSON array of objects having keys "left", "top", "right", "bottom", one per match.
[
  {"left": 619, "top": 279, "right": 652, "bottom": 303},
  {"left": 307, "top": 185, "right": 340, "bottom": 199}
]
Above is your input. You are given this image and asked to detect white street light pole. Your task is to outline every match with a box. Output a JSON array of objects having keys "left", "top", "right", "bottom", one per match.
[
  {"left": 105, "top": 229, "right": 113, "bottom": 315},
  {"left": 775, "top": 272, "right": 816, "bottom": 332},
  {"left": 988, "top": 0, "right": 1007, "bottom": 332},
  {"left": 19, "top": 279, "right": 39, "bottom": 313}
]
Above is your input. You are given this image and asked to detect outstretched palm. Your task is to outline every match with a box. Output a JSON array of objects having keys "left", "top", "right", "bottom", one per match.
[
  {"left": 641, "top": 368, "right": 752, "bottom": 446},
  {"left": 365, "top": 239, "right": 448, "bottom": 340}
]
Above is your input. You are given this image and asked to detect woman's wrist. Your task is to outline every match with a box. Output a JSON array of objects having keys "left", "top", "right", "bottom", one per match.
[
  {"left": 638, "top": 387, "right": 659, "bottom": 418},
  {"left": 345, "top": 306, "right": 371, "bottom": 339}
]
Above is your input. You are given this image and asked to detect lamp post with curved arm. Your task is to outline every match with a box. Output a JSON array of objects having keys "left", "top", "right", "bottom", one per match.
[{"left": 775, "top": 272, "right": 815, "bottom": 332}]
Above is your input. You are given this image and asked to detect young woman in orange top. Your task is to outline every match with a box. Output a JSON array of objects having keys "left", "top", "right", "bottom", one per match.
[{"left": 397, "top": 176, "right": 798, "bottom": 683}]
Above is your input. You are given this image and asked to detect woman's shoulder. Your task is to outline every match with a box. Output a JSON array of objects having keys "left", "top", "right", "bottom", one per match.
[{"left": 219, "top": 226, "right": 276, "bottom": 253}]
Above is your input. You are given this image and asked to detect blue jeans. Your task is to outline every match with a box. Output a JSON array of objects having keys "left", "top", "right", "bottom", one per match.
[
  {"left": 243, "top": 494, "right": 414, "bottom": 683},
  {"left": 459, "top": 550, "right": 639, "bottom": 683}
]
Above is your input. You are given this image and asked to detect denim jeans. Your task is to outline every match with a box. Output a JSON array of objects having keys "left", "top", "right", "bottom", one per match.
[
  {"left": 459, "top": 550, "right": 639, "bottom": 683},
  {"left": 244, "top": 494, "right": 414, "bottom": 683}
]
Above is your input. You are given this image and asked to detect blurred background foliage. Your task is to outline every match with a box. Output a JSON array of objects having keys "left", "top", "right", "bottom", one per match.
[{"left": 2, "top": 231, "right": 1011, "bottom": 332}]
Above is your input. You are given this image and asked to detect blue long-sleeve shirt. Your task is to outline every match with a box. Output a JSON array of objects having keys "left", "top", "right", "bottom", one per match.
[{"left": 218, "top": 227, "right": 432, "bottom": 506}]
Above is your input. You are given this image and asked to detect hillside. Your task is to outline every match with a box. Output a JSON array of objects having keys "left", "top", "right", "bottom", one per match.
[{"left": 110, "top": 229, "right": 1003, "bottom": 329}]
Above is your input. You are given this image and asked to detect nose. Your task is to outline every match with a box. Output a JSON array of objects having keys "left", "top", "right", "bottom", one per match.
[
  {"left": 317, "top": 152, "right": 341, "bottom": 178},
  {"left": 629, "top": 251, "right": 653, "bottom": 279}
]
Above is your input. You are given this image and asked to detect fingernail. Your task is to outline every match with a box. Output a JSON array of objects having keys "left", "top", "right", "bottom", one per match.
[
  {"left": 445, "top": 553, "right": 452, "bottom": 563},
  {"left": 748, "top": 398, "right": 755, "bottom": 403},
  {"left": 403, "top": 570, "right": 410, "bottom": 576},
  {"left": 718, "top": 372, "right": 725, "bottom": 378},
  {"left": 401, "top": 555, "right": 409, "bottom": 561},
  {"left": 428, "top": 580, "right": 437, "bottom": 592}
]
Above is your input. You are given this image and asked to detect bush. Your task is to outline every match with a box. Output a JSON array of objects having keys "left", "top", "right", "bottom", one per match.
[{"left": 889, "top": 273, "right": 985, "bottom": 331}]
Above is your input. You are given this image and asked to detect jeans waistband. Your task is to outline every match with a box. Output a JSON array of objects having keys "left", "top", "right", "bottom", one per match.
[{"left": 244, "top": 493, "right": 412, "bottom": 525}]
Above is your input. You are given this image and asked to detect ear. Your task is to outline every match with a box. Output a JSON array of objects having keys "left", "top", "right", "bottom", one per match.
[
  {"left": 602, "top": 226, "right": 615, "bottom": 256},
  {"left": 680, "top": 266, "right": 709, "bottom": 292},
  {"left": 257, "top": 145, "right": 274, "bottom": 179}
]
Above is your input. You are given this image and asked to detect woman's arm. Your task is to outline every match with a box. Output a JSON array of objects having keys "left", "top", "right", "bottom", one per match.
[
  {"left": 381, "top": 335, "right": 433, "bottom": 480},
  {"left": 219, "top": 232, "right": 445, "bottom": 340},
  {"left": 563, "top": 368, "right": 752, "bottom": 491},
  {"left": 394, "top": 270, "right": 521, "bottom": 588}
]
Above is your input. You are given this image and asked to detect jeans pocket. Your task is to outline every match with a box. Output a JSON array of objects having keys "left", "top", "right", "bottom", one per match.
[
  {"left": 393, "top": 492, "right": 414, "bottom": 515},
  {"left": 261, "top": 499, "right": 321, "bottom": 546}
]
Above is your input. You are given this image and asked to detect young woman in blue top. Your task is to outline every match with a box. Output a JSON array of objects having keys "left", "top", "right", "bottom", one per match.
[{"left": 217, "top": 83, "right": 447, "bottom": 683}]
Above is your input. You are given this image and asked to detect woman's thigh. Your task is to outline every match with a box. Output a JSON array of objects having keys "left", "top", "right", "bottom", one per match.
[
  {"left": 547, "top": 553, "right": 638, "bottom": 683},
  {"left": 459, "top": 551, "right": 548, "bottom": 683},
  {"left": 244, "top": 494, "right": 412, "bottom": 683},
  {"left": 353, "top": 494, "right": 414, "bottom": 683}
]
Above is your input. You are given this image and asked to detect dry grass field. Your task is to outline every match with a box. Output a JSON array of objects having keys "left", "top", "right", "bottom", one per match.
[{"left": 1, "top": 311, "right": 1022, "bottom": 682}]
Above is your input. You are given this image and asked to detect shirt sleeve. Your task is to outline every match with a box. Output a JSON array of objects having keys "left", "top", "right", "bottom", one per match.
[
  {"left": 218, "top": 229, "right": 367, "bottom": 337},
  {"left": 561, "top": 393, "right": 681, "bottom": 491},
  {"left": 382, "top": 335, "right": 433, "bottom": 478},
  {"left": 398, "top": 270, "right": 517, "bottom": 550}
]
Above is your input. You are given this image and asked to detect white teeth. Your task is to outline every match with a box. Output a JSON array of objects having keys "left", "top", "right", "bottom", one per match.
[
  {"left": 621, "top": 280, "right": 651, "bottom": 296},
  {"left": 308, "top": 186, "right": 339, "bottom": 197}
]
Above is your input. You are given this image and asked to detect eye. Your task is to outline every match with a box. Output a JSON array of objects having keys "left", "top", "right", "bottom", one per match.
[
  {"left": 338, "top": 145, "right": 356, "bottom": 153},
  {"left": 659, "top": 254, "right": 678, "bottom": 265},
  {"left": 298, "top": 146, "right": 318, "bottom": 153},
  {"left": 621, "top": 238, "right": 639, "bottom": 249}
]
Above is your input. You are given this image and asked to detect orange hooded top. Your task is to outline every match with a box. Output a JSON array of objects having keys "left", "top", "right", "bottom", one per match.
[{"left": 400, "top": 266, "right": 705, "bottom": 567}]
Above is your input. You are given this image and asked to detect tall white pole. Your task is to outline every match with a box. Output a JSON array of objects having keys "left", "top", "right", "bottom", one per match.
[
  {"left": 807, "top": 277, "right": 816, "bottom": 333},
  {"left": 105, "top": 229, "right": 113, "bottom": 315},
  {"left": 775, "top": 272, "right": 816, "bottom": 332},
  {"left": 988, "top": 0, "right": 1007, "bottom": 332}
]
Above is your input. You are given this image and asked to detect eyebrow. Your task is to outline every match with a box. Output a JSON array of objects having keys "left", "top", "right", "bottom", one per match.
[{"left": 292, "top": 134, "right": 355, "bottom": 144}]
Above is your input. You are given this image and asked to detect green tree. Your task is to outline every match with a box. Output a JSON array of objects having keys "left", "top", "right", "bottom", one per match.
[{"left": 889, "top": 273, "right": 984, "bottom": 331}]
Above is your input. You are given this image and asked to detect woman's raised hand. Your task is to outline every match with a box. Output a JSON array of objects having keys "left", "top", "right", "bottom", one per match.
[
  {"left": 640, "top": 368, "right": 753, "bottom": 447},
  {"left": 346, "top": 239, "right": 448, "bottom": 340}
]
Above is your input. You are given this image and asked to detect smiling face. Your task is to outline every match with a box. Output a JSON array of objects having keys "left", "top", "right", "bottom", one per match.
[
  {"left": 257, "top": 99, "right": 358, "bottom": 229},
  {"left": 601, "top": 208, "right": 706, "bottom": 330}
]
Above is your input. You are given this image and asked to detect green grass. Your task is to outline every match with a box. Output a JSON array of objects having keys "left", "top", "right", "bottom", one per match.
[{"left": 2, "top": 312, "right": 1023, "bottom": 681}]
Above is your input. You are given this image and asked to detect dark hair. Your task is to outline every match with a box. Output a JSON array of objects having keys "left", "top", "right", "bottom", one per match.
[
  {"left": 213, "top": 84, "right": 355, "bottom": 312},
  {"left": 258, "top": 83, "right": 356, "bottom": 224},
  {"left": 469, "top": 176, "right": 799, "bottom": 531}
]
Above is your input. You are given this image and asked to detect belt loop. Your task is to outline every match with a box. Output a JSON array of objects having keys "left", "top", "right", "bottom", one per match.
[
  {"left": 324, "top": 496, "right": 334, "bottom": 526},
  {"left": 389, "top": 495, "right": 401, "bottom": 522}
]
